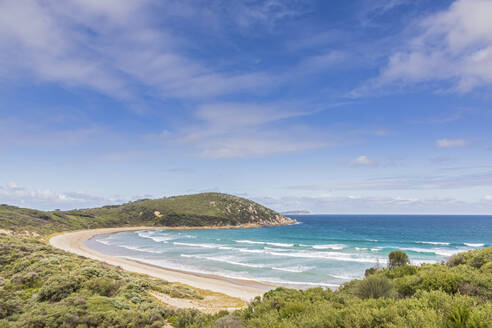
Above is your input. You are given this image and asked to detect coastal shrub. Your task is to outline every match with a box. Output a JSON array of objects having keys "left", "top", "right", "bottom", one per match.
[
  {"left": 80, "top": 265, "right": 104, "bottom": 278},
  {"left": 38, "top": 276, "right": 82, "bottom": 302},
  {"left": 457, "top": 283, "right": 481, "bottom": 298},
  {"left": 481, "top": 261, "right": 492, "bottom": 272},
  {"left": 385, "top": 265, "right": 418, "bottom": 279},
  {"left": 364, "top": 267, "right": 378, "bottom": 277},
  {"left": 355, "top": 276, "right": 394, "bottom": 299},
  {"left": 396, "top": 266, "right": 466, "bottom": 297},
  {"left": 463, "top": 248, "right": 492, "bottom": 268},
  {"left": 215, "top": 315, "right": 243, "bottom": 328},
  {"left": 11, "top": 270, "right": 40, "bottom": 288},
  {"left": 446, "top": 304, "right": 471, "bottom": 328},
  {"left": 86, "top": 276, "right": 122, "bottom": 297},
  {"left": 470, "top": 256, "right": 488, "bottom": 270},
  {"left": 171, "top": 309, "right": 208, "bottom": 328},
  {"left": 0, "top": 235, "right": 209, "bottom": 327},
  {"left": 448, "top": 254, "right": 466, "bottom": 267},
  {"left": 388, "top": 250, "right": 410, "bottom": 269},
  {"left": 279, "top": 302, "right": 306, "bottom": 318}
]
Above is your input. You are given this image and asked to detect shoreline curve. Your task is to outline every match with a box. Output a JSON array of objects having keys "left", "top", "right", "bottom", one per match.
[{"left": 49, "top": 226, "right": 275, "bottom": 301}]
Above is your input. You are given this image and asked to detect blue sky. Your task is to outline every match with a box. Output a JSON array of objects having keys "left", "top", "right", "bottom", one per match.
[{"left": 1, "top": 0, "right": 492, "bottom": 213}]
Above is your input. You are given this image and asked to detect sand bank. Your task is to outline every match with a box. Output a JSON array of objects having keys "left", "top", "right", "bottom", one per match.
[{"left": 49, "top": 227, "right": 273, "bottom": 302}]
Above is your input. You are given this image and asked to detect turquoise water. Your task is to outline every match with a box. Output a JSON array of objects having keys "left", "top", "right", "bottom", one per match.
[{"left": 87, "top": 215, "right": 492, "bottom": 288}]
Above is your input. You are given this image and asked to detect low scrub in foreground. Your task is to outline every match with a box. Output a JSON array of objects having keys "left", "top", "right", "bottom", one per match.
[{"left": 0, "top": 234, "right": 211, "bottom": 327}]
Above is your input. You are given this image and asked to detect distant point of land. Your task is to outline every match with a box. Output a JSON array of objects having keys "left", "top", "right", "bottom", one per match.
[{"left": 281, "top": 210, "right": 312, "bottom": 215}]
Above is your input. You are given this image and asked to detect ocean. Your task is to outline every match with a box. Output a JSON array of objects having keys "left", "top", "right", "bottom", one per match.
[{"left": 86, "top": 215, "right": 492, "bottom": 288}]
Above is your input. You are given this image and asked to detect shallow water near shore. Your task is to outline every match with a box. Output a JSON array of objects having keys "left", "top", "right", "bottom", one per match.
[{"left": 87, "top": 215, "right": 492, "bottom": 288}]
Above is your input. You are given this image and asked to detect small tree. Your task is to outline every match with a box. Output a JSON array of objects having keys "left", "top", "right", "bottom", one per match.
[{"left": 388, "top": 250, "right": 409, "bottom": 269}]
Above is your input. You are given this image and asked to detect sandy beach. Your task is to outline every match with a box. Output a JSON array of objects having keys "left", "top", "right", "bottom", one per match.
[{"left": 49, "top": 227, "right": 274, "bottom": 302}]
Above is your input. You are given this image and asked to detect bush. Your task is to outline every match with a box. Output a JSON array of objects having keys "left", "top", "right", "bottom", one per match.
[
  {"left": 386, "top": 265, "right": 418, "bottom": 279},
  {"left": 38, "top": 276, "right": 81, "bottom": 302},
  {"left": 215, "top": 315, "right": 243, "bottom": 328},
  {"left": 470, "top": 256, "right": 487, "bottom": 270},
  {"left": 481, "top": 261, "right": 492, "bottom": 273},
  {"left": 355, "top": 276, "right": 394, "bottom": 299},
  {"left": 388, "top": 250, "right": 410, "bottom": 269},
  {"left": 11, "top": 271, "right": 39, "bottom": 288},
  {"left": 364, "top": 267, "right": 378, "bottom": 277},
  {"left": 171, "top": 309, "right": 207, "bottom": 328},
  {"left": 447, "top": 254, "right": 465, "bottom": 267},
  {"left": 86, "top": 277, "right": 121, "bottom": 297},
  {"left": 80, "top": 266, "right": 104, "bottom": 278},
  {"left": 446, "top": 304, "right": 471, "bottom": 328}
]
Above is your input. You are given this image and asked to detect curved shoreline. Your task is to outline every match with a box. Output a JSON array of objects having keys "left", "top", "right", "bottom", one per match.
[{"left": 49, "top": 226, "right": 274, "bottom": 301}]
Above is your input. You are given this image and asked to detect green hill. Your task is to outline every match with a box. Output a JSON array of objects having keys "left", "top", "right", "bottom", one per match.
[{"left": 0, "top": 192, "right": 295, "bottom": 234}]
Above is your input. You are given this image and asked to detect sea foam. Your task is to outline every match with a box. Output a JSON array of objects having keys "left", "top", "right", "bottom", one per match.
[
  {"left": 312, "top": 244, "right": 346, "bottom": 250},
  {"left": 464, "top": 243, "right": 484, "bottom": 247},
  {"left": 272, "top": 266, "right": 314, "bottom": 273},
  {"left": 235, "top": 240, "right": 294, "bottom": 247},
  {"left": 417, "top": 241, "right": 450, "bottom": 246}
]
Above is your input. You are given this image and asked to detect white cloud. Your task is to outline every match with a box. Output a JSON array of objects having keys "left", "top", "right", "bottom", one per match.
[
  {"left": 0, "top": 182, "right": 139, "bottom": 210},
  {"left": 287, "top": 170, "right": 492, "bottom": 191},
  {"left": 436, "top": 138, "right": 467, "bottom": 148},
  {"left": 198, "top": 134, "right": 326, "bottom": 159},
  {"left": 352, "top": 0, "right": 492, "bottom": 96},
  {"left": 0, "top": 1, "right": 280, "bottom": 102},
  {"left": 143, "top": 101, "right": 340, "bottom": 159},
  {"left": 297, "top": 51, "right": 347, "bottom": 73},
  {"left": 351, "top": 155, "right": 378, "bottom": 167},
  {"left": 350, "top": 129, "right": 389, "bottom": 136},
  {"left": 0, "top": 116, "right": 106, "bottom": 149},
  {"left": 194, "top": 102, "right": 304, "bottom": 131}
]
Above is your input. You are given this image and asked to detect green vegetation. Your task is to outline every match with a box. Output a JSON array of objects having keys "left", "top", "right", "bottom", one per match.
[
  {"left": 355, "top": 275, "right": 394, "bottom": 299},
  {"left": 1, "top": 230, "right": 491, "bottom": 327},
  {"left": 0, "top": 233, "right": 209, "bottom": 327},
  {"left": 388, "top": 250, "right": 410, "bottom": 269},
  {"left": 0, "top": 194, "right": 491, "bottom": 327},
  {"left": 0, "top": 193, "right": 294, "bottom": 234}
]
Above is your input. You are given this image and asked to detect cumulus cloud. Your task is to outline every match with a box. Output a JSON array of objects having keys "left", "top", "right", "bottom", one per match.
[
  {"left": 352, "top": 0, "right": 492, "bottom": 96},
  {"left": 436, "top": 138, "right": 468, "bottom": 148}
]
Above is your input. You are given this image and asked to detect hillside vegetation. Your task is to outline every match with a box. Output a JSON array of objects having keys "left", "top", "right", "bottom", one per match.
[{"left": 0, "top": 193, "right": 294, "bottom": 234}]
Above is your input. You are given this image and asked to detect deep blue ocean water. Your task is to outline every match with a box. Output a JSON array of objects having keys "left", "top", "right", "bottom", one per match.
[{"left": 87, "top": 215, "right": 492, "bottom": 288}]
